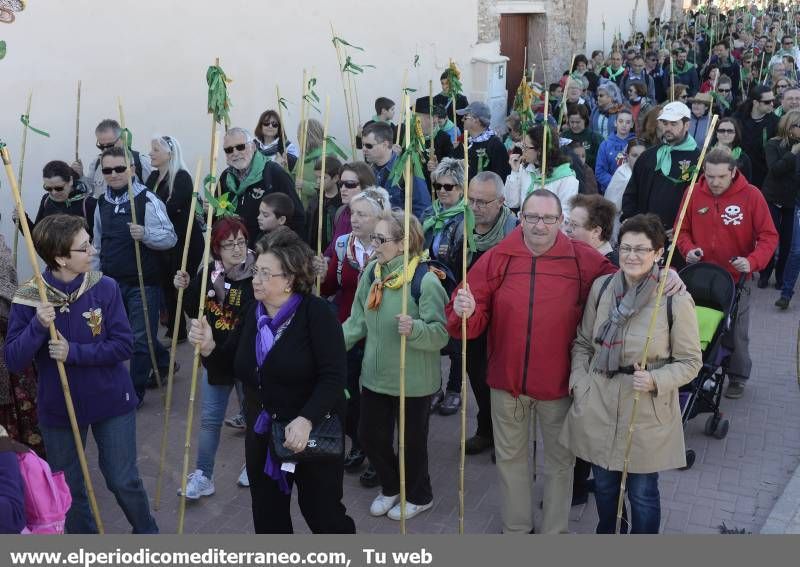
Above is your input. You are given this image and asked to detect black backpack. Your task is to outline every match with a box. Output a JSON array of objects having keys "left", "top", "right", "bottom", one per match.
[{"left": 367, "top": 259, "right": 459, "bottom": 305}]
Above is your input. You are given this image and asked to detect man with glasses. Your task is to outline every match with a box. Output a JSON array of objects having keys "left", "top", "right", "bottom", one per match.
[
  {"left": 644, "top": 50, "right": 668, "bottom": 103},
  {"left": 769, "top": 35, "right": 800, "bottom": 72},
  {"left": 715, "top": 74, "right": 736, "bottom": 118},
  {"left": 91, "top": 146, "right": 176, "bottom": 407},
  {"left": 72, "top": 119, "right": 152, "bottom": 198},
  {"left": 362, "top": 121, "right": 431, "bottom": 218},
  {"left": 217, "top": 127, "right": 304, "bottom": 247},
  {"left": 455, "top": 101, "right": 511, "bottom": 182},
  {"left": 775, "top": 86, "right": 800, "bottom": 118},
  {"left": 677, "top": 148, "right": 777, "bottom": 399},
  {"left": 708, "top": 40, "right": 741, "bottom": 97},
  {"left": 734, "top": 86, "right": 779, "bottom": 188},
  {"left": 622, "top": 55, "right": 656, "bottom": 102}
]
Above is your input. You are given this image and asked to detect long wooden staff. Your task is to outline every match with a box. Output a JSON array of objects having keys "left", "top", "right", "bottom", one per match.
[
  {"left": 12, "top": 91, "right": 32, "bottom": 270},
  {"left": 118, "top": 100, "right": 163, "bottom": 391},
  {"left": 330, "top": 24, "right": 358, "bottom": 158},
  {"left": 178, "top": 133, "right": 219, "bottom": 534},
  {"left": 558, "top": 54, "right": 578, "bottom": 129},
  {"left": 75, "top": 81, "right": 81, "bottom": 162},
  {"left": 297, "top": 70, "right": 310, "bottom": 199},
  {"left": 539, "top": 43, "right": 549, "bottom": 191},
  {"left": 398, "top": 93, "right": 412, "bottom": 534},
  {"left": 1, "top": 143, "right": 105, "bottom": 533},
  {"left": 757, "top": 50, "right": 766, "bottom": 85},
  {"left": 276, "top": 85, "right": 290, "bottom": 165},
  {"left": 670, "top": 54, "right": 676, "bottom": 101},
  {"left": 396, "top": 69, "right": 409, "bottom": 146},
  {"left": 458, "top": 133, "right": 470, "bottom": 534},
  {"left": 315, "top": 96, "right": 331, "bottom": 295},
  {"left": 154, "top": 159, "right": 202, "bottom": 510},
  {"left": 615, "top": 114, "right": 719, "bottom": 534}
]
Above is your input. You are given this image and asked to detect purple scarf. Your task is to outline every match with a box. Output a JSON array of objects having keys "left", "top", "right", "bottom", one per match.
[
  {"left": 255, "top": 294, "right": 303, "bottom": 366},
  {"left": 252, "top": 294, "right": 303, "bottom": 494}
]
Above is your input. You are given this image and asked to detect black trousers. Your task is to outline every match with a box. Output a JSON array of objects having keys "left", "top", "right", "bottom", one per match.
[
  {"left": 345, "top": 346, "right": 364, "bottom": 448},
  {"left": 761, "top": 203, "right": 795, "bottom": 284},
  {"left": 359, "top": 387, "right": 433, "bottom": 505},
  {"left": 243, "top": 390, "right": 355, "bottom": 534},
  {"left": 466, "top": 333, "right": 492, "bottom": 438},
  {"left": 573, "top": 457, "right": 592, "bottom": 499}
]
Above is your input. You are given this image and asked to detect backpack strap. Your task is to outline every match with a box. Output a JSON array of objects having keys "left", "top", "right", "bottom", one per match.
[
  {"left": 410, "top": 262, "right": 430, "bottom": 305},
  {"left": 594, "top": 274, "right": 614, "bottom": 311},
  {"left": 667, "top": 294, "right": 674, "bottom": 333},
  {"left": 334, "top": 236, "right": 347, "bottom": 286}
]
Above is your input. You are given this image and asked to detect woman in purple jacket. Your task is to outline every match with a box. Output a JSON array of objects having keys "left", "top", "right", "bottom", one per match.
[{"left": 3, "top": 214, "right": 158, "bottom": 534}]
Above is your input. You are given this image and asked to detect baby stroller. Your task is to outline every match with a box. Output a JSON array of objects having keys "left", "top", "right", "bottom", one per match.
[{"left": 676, "top": 262, "right": 745, "bottom": 470}]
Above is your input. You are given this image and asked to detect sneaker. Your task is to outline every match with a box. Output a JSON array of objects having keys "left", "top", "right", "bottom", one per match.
[
  {"left": 225, "top": 414, "right": 246, "bottom": 429},
  {"left": 237, "top": 464, "right": 249, "bottom": 487},
  {"left": 343, "top": 447, "right": 366, "bottom": 472},
  {"left": 725, "top": 380, "right": 745, "bottom": 399},
  {"left": 465, "top": 434, "right": 493, "bottom": 455},
  {"left": 369, "top": 493, "right": 399, "bottom": 516},
  {"left": 177, "top": 470, "right": 215, "bottom": 499},
  {"left": 387, "top": 500, "right": 433, "bottom": 520},
  {"left": 429, "top": 390, "right": 444, "bottom": 414},
  {"left": 775, "top": 296, "right": 791, "bottom": 310},
  {"left": 438, "top": 391, "right": 461, "bottom": 416},
  {"left": 359, "top": 464, "right": 380, "bottom": 488}
]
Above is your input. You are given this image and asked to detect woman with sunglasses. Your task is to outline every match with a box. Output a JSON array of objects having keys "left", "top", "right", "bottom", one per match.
[
  {"left": 147, "top": 135, "right": 204, "bottom": 345},
  {"left": 710, "top": 117, "right": 753, "bottom": 181},
  {"left": 325, "top": 162, "right": 377, "bottom": 253},
  {"left": 314, "top": 187, "right": 390, "bottom": 488},
  {"left": 421, "top": 158, "right": 467, "bottom": 416},
  {"left": 342, "top": 210, "right": 449, "bottom": 521},
  {"left": 173, "top": 216, "right": 255, "bottom": 498},
  {"left": 254, "top": 110, "right": 299, "bottom": 171},
  {"left": 12, "top": 161, "right": 96, "bottom": 239}
]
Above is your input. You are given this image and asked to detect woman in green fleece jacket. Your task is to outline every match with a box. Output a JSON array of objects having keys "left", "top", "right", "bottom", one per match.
[{"left": 343, "top": 210, "right": 448, "bottom": 522}]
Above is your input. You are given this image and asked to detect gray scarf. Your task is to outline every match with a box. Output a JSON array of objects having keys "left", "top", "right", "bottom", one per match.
[{"left": 592, "top": 264, "right": 660, "bottom": 374}]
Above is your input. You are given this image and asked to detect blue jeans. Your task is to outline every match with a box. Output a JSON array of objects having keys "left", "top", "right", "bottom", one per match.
[
  {"left": 592, "top": 464, "right": 660, "bottom": 534},
  {"left": 196, "top": 371, "right": 236, "bottom": 478},
  {"left": 40, "top": 411, "right": 158, "bottom": 534},
  {"left": 118, "top": 282, "right": 170, "bottom": 402},
  {"left": 780, "top": 206, "right": 800, "bottom": 299}
]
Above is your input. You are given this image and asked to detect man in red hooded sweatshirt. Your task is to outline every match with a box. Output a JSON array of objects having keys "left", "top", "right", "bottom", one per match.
[{"left": 676, "top": 147, "right": 778, "bottom": 400}]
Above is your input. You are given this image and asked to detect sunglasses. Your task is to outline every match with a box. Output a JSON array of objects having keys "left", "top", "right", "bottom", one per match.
[
  {"left": 717, "top": 88, "right": 731, "bottom": 93},
  {"left": 716, "top": 128, "right": 736, "bottom": 134},
  {"left": 43, "top": 184, "right": 68, "bottom": 192},
  {"left": 363, "top": 143, "right": 376, "bottom": 150},
  {"left": 337, "top": 180, "right": 360, "bottom": 189},
  {"left": 101, "top": 166, "right": 129, "bottom": 175},
  {"left": 760, "top": 99, "right": 775, "bottom": 105},
  {"left": 262, "top": 121, "right": 280, "bottom": 128},
  {"left": 223, "top": 143, "right": 247, "bottom": 154},
  {"left": 433, "top": 182, "right": 459, "bottom": 192},
  {"left": 96, "top": 140, "right": 119, "bottom": 151}
]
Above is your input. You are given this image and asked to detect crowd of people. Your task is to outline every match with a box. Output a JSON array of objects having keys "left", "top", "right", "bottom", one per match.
[{"left": 1, "top": 1, "right": 799, "bottom": 535}]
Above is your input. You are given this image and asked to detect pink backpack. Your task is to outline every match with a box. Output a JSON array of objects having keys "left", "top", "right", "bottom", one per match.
[{"left": 0, "top": 438, "right": 71, "bottom": 534}]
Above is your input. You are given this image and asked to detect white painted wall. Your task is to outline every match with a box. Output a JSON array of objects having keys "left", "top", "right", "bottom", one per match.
[
  {"left": 1, "top": 0, "right": 484, "bottom": 277},
  {"left": 585, "top": 0, "right": 672, "bottom": 55}
]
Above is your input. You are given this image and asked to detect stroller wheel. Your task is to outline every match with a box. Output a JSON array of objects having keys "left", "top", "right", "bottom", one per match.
[
  {"left": 704, "top": 414, "right": 720, "bottom": 436},
  {"left": 681, "top": 449, "right": 696, "bottom": 470},
  {"left": 713, "top": 418, "right": 730, "bottom": 440}
]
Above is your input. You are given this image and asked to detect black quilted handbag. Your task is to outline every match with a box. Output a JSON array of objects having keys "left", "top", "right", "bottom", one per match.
[{"left": 270, "top": 413, "right": 344, "bottom": 463}]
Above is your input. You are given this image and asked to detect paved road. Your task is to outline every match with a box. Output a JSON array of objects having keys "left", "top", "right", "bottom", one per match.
[{"left": 83, "top": 284, "right": 800, "bottom": 534}]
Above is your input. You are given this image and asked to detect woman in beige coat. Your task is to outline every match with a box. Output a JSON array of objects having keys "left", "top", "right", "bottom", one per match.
[{"left": 560, "top": 214, "right": 702, "bottom": 534}]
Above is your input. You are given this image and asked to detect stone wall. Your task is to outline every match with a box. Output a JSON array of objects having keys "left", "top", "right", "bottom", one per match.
[{"left": 478, "top": 0, "right": 500, "bottom": 43}]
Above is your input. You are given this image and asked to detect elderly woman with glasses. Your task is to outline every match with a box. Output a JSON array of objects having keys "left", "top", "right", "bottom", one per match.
[
  {"left": 173, "top": 216, "right": 255, "bottom": 499},
  {"left": 561, "top": 213, "right": 702, "bottom": 533},
  {"left": 343, "top": 211, "right": 449, "bottom": 521},
  {"left": 421, "top": 158, "right": 468, "bottom": 415},
  {"left": 190, "top": 226, "right": 355, "bottom": 533},
  {"left": 4, "top": 214, "right": 158, "bottom": 534}
]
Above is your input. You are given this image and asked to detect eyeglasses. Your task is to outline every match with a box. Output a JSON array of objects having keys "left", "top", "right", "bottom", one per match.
[
  {"left": 716, "top": 128, "right": 736, "bottom": 134},
  {"left": 224, "top": 143, "right": 248, "bottom": 154},
  {"left": 433, "top": 182, "right": 459, "bottom": 192},
  {"left": 783, "top": 41, "right": 794, "bottom": 46},
  {"left": 521, "top": 213, "right": 560, "bottom": 225},
  {"left": 262, "top": 121, "right": 280, "bottom": 128},
  {"left": 96, "top": 138, "right": 120, "bottom": 151},
  {"left": 70, "top": 243, "right": 96, "bottom": 254},
  {"left": 564, "top": 220, "right": 586, "bottom": 231},
  {"left": 250, "top": 267, "right": 287, "bottom": 281},
  {"left": 338, "top": 180, "right": 360, "bottom": 189},
  {"left": 219, "top": 239, "right": 247, "bottom": 251},
  {"left": 717, "top": 88, "right": 732, "bottom": 93},
  {"left": 101, "top": 166, "right": 129, "bottom": 175},
  {"left": 759, "top": 98, "right": 776, "bottom": 105},
  {"left": 468, "top": 197, "right": 498, "bottom": 209},
  {"left": 363, "top": 143, "right": 376, "bottom": 150},
  {"left": 619, "top": 245, "right": 655, "bottom": 256},
  {"left": 44, "top": 184, "right": 68, "bottom": 192},
  {"left": 369, "top": 234, "right": 397, "bottom": 245},
  {"left": 523, "top": 144, "right": 536, "bottom": 151}
]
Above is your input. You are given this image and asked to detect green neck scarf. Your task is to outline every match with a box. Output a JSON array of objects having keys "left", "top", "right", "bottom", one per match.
[
  {"left": 433, "top": 119, "right": 455, "bottom": 139},
  {"left": 604, "top": 66, "right": 625, "bottom": 81},
  {"left": 673, "top": 61, "right": 696, "bottom": 73},
  {"left": 50, "top": 190, "right": 89, "bottom": 208},
  {"left": 530, "top": 162, "right": 575, "bottom": 190},
  {"left": 655, "top": 135, "right": 698, "bottom": 178},
  {"left": 422, "top": 200, "right": 476, "bottom": 251},
  {"left": 730, "top": 146, "right": 742, "bottom": 160},
  {"left": 225, "top": 150, "right": 267, "bottom": 198}
]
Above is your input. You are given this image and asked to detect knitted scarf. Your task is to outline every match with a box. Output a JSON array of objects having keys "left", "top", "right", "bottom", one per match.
[
  {"left": 655, "top": 135, "right": 698, "bottom": 177},
  {"left": 366, "top": 255, "right": 421, "bottom": 310},
  {"left": 473, "top": 206, "right": 513, "bottom": 253},
  {"left": 422, "top": 200, "right": 476, "bottom": 251},
  {"left": 592, "top": 265, "right": 660, "bottom": 374}
]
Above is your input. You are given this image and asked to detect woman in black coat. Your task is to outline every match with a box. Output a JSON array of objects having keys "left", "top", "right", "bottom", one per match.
[{"left": 189, "top": 227, "right": 354, "bottom": 534}]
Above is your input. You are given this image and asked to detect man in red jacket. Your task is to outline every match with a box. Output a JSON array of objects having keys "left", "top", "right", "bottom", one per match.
[{"left": 676, "top": 148, "right": 778, "bottom": 400}]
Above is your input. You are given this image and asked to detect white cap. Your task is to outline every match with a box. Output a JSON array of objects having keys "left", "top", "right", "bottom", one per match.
[{"left": 657, "top": 102, "right": 691, "bottom": 122}]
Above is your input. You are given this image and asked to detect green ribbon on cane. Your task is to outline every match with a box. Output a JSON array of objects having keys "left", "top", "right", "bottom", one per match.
[{"left": 20, "top": 115, "right": 50, "bottom": 137}]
